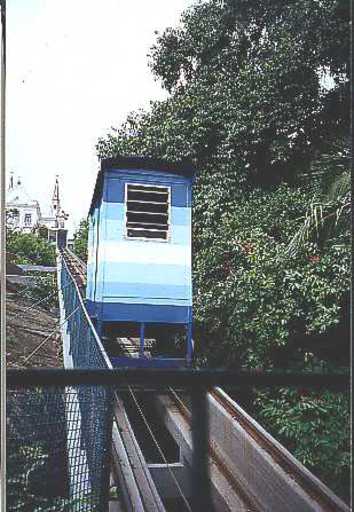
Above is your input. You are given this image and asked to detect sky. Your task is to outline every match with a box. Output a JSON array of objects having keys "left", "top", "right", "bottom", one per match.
[{"left": 7, "top": 0, "right": 193, "bottom": 235}]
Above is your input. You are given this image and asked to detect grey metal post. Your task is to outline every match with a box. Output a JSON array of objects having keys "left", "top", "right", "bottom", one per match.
[
  {"left": 139, "top": 322, "right": 145, "bottom": 357},
  {"left": 191, "top": 387, "right": 214, "bottom": 511},
  {"left": 0, "top": 2, "right": 6, "bottom": 511}
]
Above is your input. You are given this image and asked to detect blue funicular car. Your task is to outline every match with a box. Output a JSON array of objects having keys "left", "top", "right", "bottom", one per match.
[{"left": 86, "top": 156, "right": 195, "bottom": 367}]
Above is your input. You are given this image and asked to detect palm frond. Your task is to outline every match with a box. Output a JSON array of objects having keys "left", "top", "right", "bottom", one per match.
[{"left": 287, "top": 171, "right": 350, "bottom": 257}]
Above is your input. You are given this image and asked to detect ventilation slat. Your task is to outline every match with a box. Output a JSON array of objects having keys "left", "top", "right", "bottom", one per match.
[
  {"left": 127, "top": 199, "right": 167, "bottom": 205},
  {"left": 127, "top": 229, "right": 167, "bottom": 240},
  {"left": 126, "top": 184, "right": 170, "bottom": 241},
  {"left": 128, "top": 185, "right": 168, "bottom": 193},
  {"left": 127, "top": 221, "right": 168, "bottom": 228},
  {"left": 128, "top": 210, "right": 168, "bottom": 216}
]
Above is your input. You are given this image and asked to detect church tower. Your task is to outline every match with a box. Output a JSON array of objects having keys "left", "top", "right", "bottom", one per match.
[
  {"left": 51, "top": 174, "right": 61, "bottom": 224},
  {"left": 50, "top": 175, "right": 69, "bottom": 230}
]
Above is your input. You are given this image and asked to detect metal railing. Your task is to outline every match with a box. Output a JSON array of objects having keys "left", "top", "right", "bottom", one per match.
[
  {"left": 6, "top": 253, "right": 349, "bottom": 511},
  {"left": 59, "top": 253, "right": 111, "bottom": 370},
  {"left": 6, "top": 253, "right": 117, "bottom": 512},
  {"left": 7, "top": 368, "right": 349, "bottom": 512},
  {"left": 7, "top": 382, "right": 112, "bottom": 512}
]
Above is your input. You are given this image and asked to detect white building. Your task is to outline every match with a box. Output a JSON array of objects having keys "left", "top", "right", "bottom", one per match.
[{"left": 6, "top": 173, "right": 69, "bottom": 241}]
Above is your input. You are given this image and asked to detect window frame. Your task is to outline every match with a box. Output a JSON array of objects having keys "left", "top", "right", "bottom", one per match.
[
  {"left": 24, "top": 213, "right": 32, "bottom": 226},
  {"left": 124, "top": 182, "right": 171, "bottom": 243}
]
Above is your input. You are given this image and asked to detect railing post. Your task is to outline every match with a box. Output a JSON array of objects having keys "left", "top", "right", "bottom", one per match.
[
  {"left": 186, "top": 322, "right": 193, "bottom": 366},
  {"left": 139, "top": 322, "right": 145, "bottom": 357}
]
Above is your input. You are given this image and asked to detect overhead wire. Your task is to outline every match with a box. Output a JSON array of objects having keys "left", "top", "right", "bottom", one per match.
[
  {"left": 113, "top": 391, "right": 166, "bottom": 511},
  {"left": 22, "top": 304, "right": 80, "bottom": 365},
  {"left": 11, "top": 281, "right": 71, "bottom": 319},
  {"left": 7, "top": 273, "right": 55, "bottom": 299}
]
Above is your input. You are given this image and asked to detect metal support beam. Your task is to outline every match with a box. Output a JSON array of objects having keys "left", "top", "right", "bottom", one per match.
[
  {"left": 0, "top": 3, "right": 6, "bottom": 511},
  {"left": 191, "top": 388, "right": 213, "bottom": 511},
  {"left": 186, "top": 322, "right": 193, "bottom": 365},
  {"left": 139, "top": 322, "right": 145, "bottom": 357}
]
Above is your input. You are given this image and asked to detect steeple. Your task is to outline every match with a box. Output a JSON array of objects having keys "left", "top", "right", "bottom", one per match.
[
  {"left": 52, "top": 174, "right": 61, "bottom": 215},
  {"left": 9, "top": 171, "right": 14, "bottom": 190}
]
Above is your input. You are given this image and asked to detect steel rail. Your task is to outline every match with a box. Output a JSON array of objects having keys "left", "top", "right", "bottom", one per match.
[
  {"left": 165, "top": 387, "right": 349, "bottom": 512},
  {"left": 166, "top": 388, "right": 261, "bottom": 511},
  {"left": 209, "top": 387, "right": 349, "bottom": 512}
]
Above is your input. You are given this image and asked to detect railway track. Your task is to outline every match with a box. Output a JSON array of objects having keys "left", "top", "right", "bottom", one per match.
[
  {"left": 60, "top": 248, "right": 87, "bottom": 294},
  {"left": 60, "top": 249, "right": 350, "bottom": 512},
  {"left": 162, "top": 388, "right": 349, "bottom": 512},
  {"left": 59, "top": 249, "right": 167, "bottom": 512},
  {"left": 209, "top": 388, "right": 347, "bottom": 512}
]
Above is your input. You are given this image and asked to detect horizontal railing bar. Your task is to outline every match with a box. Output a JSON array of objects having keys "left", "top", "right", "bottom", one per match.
[{"left": 7, "top": 368, "right": 349, "bottom": 388}]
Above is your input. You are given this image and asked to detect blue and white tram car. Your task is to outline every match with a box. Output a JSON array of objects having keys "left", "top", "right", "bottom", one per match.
[{"left": 86, "top": 157, "right": 195, "bottom": 367}]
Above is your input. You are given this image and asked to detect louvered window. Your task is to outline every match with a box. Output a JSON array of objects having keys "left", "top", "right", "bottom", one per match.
[{"left": 125, "top": 183, "right": 170, "bottom": 240}]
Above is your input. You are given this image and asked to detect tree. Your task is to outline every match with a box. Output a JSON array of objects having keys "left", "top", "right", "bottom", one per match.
[
  {"left": 97, "top": 0, "right": 350, "bottom": 368},
  {"left": 72, "top": 220, "right": 88, "bottom": 262},
  {"left": 38, "top": 225, "right": 49, "bottom": 240},
  {"left": 95, "top": 0, "right": 350, "bottom": 497},
  {"left": 6, "top": 231, "right": 56, "bottom": 266},
  {"left": 288, "top": 170, "right": 350, "bottom": 256},
  {"left": 98, "top": 0, "right": 349, "bottom": 184}
]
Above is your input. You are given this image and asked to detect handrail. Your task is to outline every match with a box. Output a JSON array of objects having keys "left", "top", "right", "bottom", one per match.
[{"left": 7, "top": 367, "right": 349, "bottom": 388}]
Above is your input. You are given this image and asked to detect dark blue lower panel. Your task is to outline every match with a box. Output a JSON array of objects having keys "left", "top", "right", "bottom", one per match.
[{"left": 86, "top": 300, "right": 192, "bottom": 324}]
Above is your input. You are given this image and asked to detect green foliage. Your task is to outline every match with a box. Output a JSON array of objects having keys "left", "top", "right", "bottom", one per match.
[
  {"left": 98, "top": 0, "right": 349, "bottom": 185},
  {"left": 6, "top": 231, "right": 56, "bottom": 266},
  {"left": 38, "top": 225, "right": 49, "bottom": 240},
  {"left": 96, "top": 0, "right": 350, "bottom": 498},
  {"left": 8, "top": 442, "right": 69, "bottom": 511},
  {"left": 149, "top": 0, "right": 349, "bottom": 93},
  {"left": 72, "top": 219, "right": 88, "bottom": 262},
  {"left": 193, "top": 181, "right": 350, "bottom": 369},
  {"left": 8, "top": 442, "right": 96, "bottom": 511},
  {"left": 254, "top": 388, "right": 350, "bottom": 501},
  {"left": 96, "top": 0, "right": 350, "bottom": 369}
]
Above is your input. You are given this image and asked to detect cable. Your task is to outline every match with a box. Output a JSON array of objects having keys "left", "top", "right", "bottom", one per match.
[
  {"left": 11, "top": 281, "right": 71, "bottom": 320},
  {"left": 9, "top": 276, "right": 54, "bottom": 298},
  {"left": 113, "top": 391, "right": 164, "bottom": 511},
  {"left": 22, "top": 304, "right": 80, "bottom": 365},
  {"left": 127, "top": 386, "right": 192, "bottom": 512}
]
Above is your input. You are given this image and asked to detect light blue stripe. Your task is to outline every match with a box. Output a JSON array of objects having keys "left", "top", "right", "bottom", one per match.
[
  {"left": 98, "top": 262, "right": 191, "bottom": 286},
  {"left": 103, "top": 202, "right": 190, "bottom": 226},
  {"left": 99, "top": 282, "right": 191, "bottom": 300},
  {"left": 171, "top": 207, "right": 190, "bottom": 226},
  {"left": 86, "top": 218, "right": 95, "bottom": 301},
  {"left": 102, "top": 202, "right": 124, "bottom": 222},
  {"left": 100, "top": 203, "right": 191, "bottom": 244},
  {"left": 103, "top": 220, "right": 189, "bottom": 245}
]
